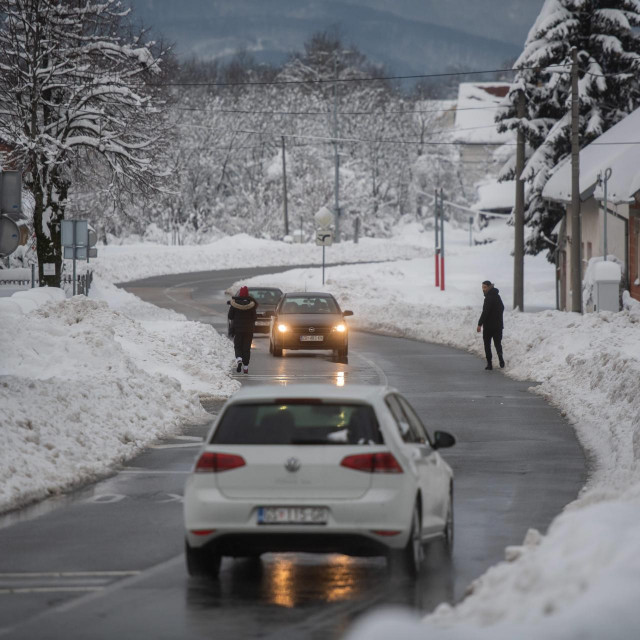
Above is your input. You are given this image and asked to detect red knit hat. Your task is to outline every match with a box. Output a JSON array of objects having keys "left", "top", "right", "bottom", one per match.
[{"left": 238, "top": 286, "right": 249, "bottom": 297}]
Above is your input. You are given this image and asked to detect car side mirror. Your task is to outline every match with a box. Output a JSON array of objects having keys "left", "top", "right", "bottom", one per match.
[
  {"left": 343, "top": 310, "right": 354, "bottom": 317},
  {"left": 433, "top": 430, "right": 456, "bottom": 449}
]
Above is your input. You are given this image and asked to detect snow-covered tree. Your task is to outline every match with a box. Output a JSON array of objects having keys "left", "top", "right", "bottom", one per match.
[
  {"left": 497, "top": 0, "right": 640, "bottom": 257},
  {"left": 0, "top": 0, "right": 169, "bottom": 285}
]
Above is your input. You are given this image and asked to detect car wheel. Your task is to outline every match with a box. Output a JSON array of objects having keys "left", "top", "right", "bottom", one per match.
[
  {"left": 443, "top": 484, "right": 454, "bottom": 555},
  {"left": 390, "top": 502, "right": 424, "bottom": 577},
  {"left": 185, "top": 540, "right": 221, "bottom": 578}
]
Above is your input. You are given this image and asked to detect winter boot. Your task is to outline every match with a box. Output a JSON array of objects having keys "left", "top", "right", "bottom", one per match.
[
  {"left": 243, "top": 365, "right": 249, "bottom": 374},
  {"left": 498, "top": 356, "right": 505, "bottom": 369},
  {"left": 485, "top": 360, "right": 493, "bottom": 370},
  {"left": 236, "top": 357, "right": 242, "bottom": 373}
]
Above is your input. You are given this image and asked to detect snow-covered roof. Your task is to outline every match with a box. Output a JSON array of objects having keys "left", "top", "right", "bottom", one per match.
[
  {"left": 543, "top": 106, "right": 640, "bottom": 204},
  {"left": 453, "top": 82, "right": 514, "bottom": 144},
  {"left": 472, "top": 179, "right": 516, "bottom": 212}
]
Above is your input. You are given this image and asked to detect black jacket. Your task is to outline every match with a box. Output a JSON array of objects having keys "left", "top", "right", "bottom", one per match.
[
  {"left": 228, "top": 296, "right": 258, "bottom": 333},
  {"left": 478, "top": 287, "right": 504, "bottom": 332}
]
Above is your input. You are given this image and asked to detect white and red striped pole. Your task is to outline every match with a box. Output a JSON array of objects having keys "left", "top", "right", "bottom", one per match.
[
  {"left": 440, "top": 188, "right": 445, "bottom": 291},
  {"left": 435, "top": 189, "right": 440, "bottom": 287}
]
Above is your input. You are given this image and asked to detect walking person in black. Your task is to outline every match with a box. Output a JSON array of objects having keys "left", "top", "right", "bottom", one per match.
[
  {"left": 476, "top": 280, "right": 505, "bottom": 370},
  {"left": 228, "top": 286, "right": 257, "bottom": 374}
]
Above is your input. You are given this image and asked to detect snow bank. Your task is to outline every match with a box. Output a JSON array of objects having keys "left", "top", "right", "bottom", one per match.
[
  {"left": 240, "top": 227, "right": 640, "bottom": 640},
  {"left": 90, "top": 230, "right": 429, "bottom": 284},
  {"left": 0, "top": 280, "right": 238, "bottom": 514}
]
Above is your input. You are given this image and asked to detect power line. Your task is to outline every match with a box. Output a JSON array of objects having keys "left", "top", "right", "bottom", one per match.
[
  {"left": 146, "top": 64, "right": 570, "bottom": 88},
  {"left": 164, "top": 104, "right": 507, "bottom": 116},
  {"left": 174, "top": 121, "right": 508, "bottom": 139}
]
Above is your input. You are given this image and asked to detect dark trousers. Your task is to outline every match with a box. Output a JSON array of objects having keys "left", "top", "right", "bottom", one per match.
[
  {"left": 234, "top": 332, "right": 253, "bottom": 365},
  {"left": 483, "top": 329, "right": 503, "bottom": 363}
]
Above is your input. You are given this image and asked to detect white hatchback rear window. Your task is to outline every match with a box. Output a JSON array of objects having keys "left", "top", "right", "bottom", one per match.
[{"left": 211, "top": 401, "right": 383, "bottom": 445}]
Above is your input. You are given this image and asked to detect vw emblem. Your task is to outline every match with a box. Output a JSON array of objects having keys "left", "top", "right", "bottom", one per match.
[
  {"left": 308, "top": 327, "right": 315, "bottom": 333},
  {"left": 285, "top": 457, "right": 301, "bottom": 473}
]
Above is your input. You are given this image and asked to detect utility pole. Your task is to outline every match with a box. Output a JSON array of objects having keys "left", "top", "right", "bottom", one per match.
[
  {"left": 333, "top": 52, "right": 341, "bottom": 242},
  {"left": 513, "top": 89, "right": 525, "bottom": 311},
  {"left": 570, "top": 46, "right": 582, "bottom": 313},
  {"left": 599, "top": 168, "right": 612, "bottom": 261},
  {"left": 281, "top": 136, "right": 289, "bottom": 237}
]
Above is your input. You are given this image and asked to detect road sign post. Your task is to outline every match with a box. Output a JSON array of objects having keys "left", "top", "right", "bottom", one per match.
[
  {"left": 61, "top": 220, "right": 97, "bottom": 295},
  {"left": 316, "top": 230, "right": 334, "bottom": 285}
]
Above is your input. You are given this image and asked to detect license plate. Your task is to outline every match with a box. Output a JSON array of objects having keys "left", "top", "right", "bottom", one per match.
[
  {"left": 300, "top": 335, "right": 323, "bottom": 342},
  {"left": 255, "top": 320, "right": 270, "bottom": 326},
  {"left": 257, "top": 506, "right": 328, "bottom": 525}
]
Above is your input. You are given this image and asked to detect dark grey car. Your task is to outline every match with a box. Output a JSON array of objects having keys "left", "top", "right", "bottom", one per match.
[
  {"left": 268, "top": 292, "right": 353, "bottom": 361},
  {"left": 227, "top": 287, "right": 283, "bottom": 336}
]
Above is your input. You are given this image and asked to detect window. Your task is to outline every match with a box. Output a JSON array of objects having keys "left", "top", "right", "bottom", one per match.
[
  {"left": 385, "top": 394, "right": 421, "bottom": 443},
  {"left": 247, "top": 288, "right": 282, "bottom": 304},
  {"left": 280, "top": 296, "right": 339, "bottom": 314},
  {"left": 396, "top": 396, "right": 432, "bottom": 446},
  {"left": 211, "top": 402, "right": 383, "bottom": 445}
]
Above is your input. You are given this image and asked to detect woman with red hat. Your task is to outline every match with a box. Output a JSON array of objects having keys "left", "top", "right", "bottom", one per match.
[{"left": 227, "top": 285, "right": 257, "bottom": 373}]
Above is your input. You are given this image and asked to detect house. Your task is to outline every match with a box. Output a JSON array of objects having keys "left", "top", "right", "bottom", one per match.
[
  {"left": 543, "top": 106, "right": 640, "bottom": 308},
  {"left": 453, "top": 82, "right": 514, "bottom": 203}
]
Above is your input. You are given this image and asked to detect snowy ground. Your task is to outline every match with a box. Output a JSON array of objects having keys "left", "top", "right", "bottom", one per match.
[
  {"left": 235, "top": 223, "right": 640, "bottom": 640},
  {"left": 0, "top": 281, "right": 238, "bottom": 514}
]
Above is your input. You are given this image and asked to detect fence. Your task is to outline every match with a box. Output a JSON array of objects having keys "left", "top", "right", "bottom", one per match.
[{"left": 0, "top": 270, "right": 93, "bottom": 296}]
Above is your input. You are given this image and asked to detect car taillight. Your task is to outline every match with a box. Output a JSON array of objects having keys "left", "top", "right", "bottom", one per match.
[
  {"left": 195, "top": 452, "right": 246, "bottom": 473},
  {"left": 340, "top": 452, "right": 403, "bottom": 473}
]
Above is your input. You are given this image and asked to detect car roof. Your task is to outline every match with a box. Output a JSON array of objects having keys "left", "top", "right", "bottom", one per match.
[
  {"left": 283, "top": 292, "right": 336, "bottom": 298},
  {"left": 227, "top": 384, "right": 393, "bottom": 404},
  {"left": 248, "top": 287, "right": 282, "bottom": 291}
]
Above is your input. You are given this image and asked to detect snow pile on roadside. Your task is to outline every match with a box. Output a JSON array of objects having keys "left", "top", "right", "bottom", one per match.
[
  {"left": 90, "top": 227, "right": 431, "bottom": 284},
  {"left": 242, "top": 233, "right": 640, "bottom": 639},
  {"left": 0, "top": 282, "right": 238, "bottom": 514}
]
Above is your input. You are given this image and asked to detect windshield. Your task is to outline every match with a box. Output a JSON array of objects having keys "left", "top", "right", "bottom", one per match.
[
  {"left": 246, "top": 288, "right": 282, "bottom": 304},
  {"left": 211, "top": 402, "right": 383, "bottom": 445},
  {"left": 280, "top": 296, "right": 339, "bottom": 314}
]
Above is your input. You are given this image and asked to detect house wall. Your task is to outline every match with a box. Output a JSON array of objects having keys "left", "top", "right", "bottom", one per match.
[
  {"left": 630, "top": 204, "right": 640, "bottom": 302},
  {"left": 561, "top": 198, "right": 629, "bottom": 310},
  {"left": 459, "top": 145, "right": 501, "bottom": 204}
]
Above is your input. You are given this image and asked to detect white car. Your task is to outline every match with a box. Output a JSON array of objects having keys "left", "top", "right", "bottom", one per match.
[{"left": 183, "top": 384, "right": 455, "bottom": 577}]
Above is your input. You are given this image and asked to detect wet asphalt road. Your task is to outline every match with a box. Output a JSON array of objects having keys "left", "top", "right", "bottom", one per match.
[{"left": 0, "top": 265, "right": 586, "bottom": 639}]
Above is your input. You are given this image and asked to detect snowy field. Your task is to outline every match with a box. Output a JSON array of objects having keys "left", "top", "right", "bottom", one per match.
[
  {"left": 235, "top": 224, "right": 640, "bottom": 640},
  {"left": 90, "top": 232, "right": 428, "bottom": 284}
]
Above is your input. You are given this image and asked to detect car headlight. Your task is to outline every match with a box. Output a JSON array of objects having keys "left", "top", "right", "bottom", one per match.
[
  {"left": 334, "top": 324, "right": 346, "bottom": 333},
  {"left": 278, "top": 324, "right": 288, "bottom": 333}
]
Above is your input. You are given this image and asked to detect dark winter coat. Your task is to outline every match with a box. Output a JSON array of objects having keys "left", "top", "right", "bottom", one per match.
[
  {"left": 228, "top": 296, "right": 258, "bottom": 334},
  {"left": 478, "top": 287, "right": 504, "bottom": 333}
]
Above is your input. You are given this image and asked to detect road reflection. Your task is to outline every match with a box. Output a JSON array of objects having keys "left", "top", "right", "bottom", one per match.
[{"left": 185, "top": 547, "right": 455, "bottom": 631}]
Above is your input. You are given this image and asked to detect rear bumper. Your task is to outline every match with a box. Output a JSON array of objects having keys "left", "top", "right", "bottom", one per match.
[
  {"left": 197, "top": 533, "right": 391, "bottom": 558},
  {"left": 184, "top": 485, "right": 413, "bottom": 555}
]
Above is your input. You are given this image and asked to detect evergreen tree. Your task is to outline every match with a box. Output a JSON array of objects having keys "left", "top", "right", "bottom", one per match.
[{"left": 497, "top": 0, "right": 640, "bottom": 258}]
